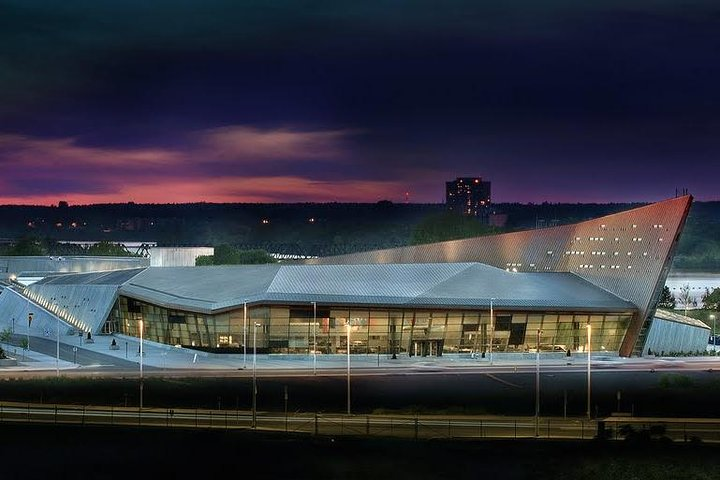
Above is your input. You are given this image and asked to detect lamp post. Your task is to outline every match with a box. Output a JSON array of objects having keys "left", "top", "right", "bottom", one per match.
[
  {"left": 252, "top": 322, "right": 260, "bottom": 428},
  {"left": 27, "top": 312, "right": 33, "bottom": 352},
  {"left": 586, "top": 322, "right": 592, "bottom": 419},
  {"left": 312, "top": 301, "right": 317, "bottom": 375},
  {"left": 710, "top": 314, "right": 716, "bottom": 351},
  {"left": 346, "top": 321, "right": 351, "bottom": 415},
  {"left": 489, "top": 298, "right": 495, "bottom": 365},
  {"left": 139, "top": 319, "right": 144, "bottom": 409},
  {"left": 56, "top": 316, "right": 60, "bottom": 378},
  {"left": 535, "top": 328, "right": 542, "bottom": 436},
  {"left": 243, "top": 302, "right": 247, "bottom": 369}
]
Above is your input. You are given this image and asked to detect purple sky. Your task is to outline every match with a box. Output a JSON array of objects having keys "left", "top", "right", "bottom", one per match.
[{"left": 1, "top": 1, "right": 719, "bottom": 205}]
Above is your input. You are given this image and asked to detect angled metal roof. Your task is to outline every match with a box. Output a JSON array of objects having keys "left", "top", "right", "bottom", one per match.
[
  {"left": 654, "top": 308, "right": 710, "bottom": 329},
  {"left": 113, "top": 263, "right": 634, "bottom": 314},
  {"left": 120, "top": 265, "right": 281, "bottom": 313},
  {"left": 34, "top": 268, "right": 147, "bottom": 286}
]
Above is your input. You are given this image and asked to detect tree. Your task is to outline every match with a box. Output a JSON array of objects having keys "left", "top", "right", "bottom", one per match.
[
  {"left": 86, "top": 241, "right": 134, "bottom": 256},
  {"left": 702, "top": 287, "right": 720, "bottom": 310},
  {"left": 195, "top": 255, "right": 214, "bottom": 266},
  {"left": 8, "top": 236, "right": 45, "bottom": 255},
  {"left": 0, "top": 328, "right": 11, "bottom": 344},
  {"left": 658, "top": 286, "right": 676, "bottom": 309},
  {"left": 410, "top": 212, "right": 501, "bottom": 245},
  {"left": 678, "top": 284, "right": 694, "bottom": 310},
  {"left": 195, "top": 245, "right": 278, "bottom": 265}
]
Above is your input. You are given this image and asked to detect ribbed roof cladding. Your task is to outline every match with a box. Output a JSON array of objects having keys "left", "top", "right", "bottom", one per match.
[
  {"left": 120, "top": 265, "right": 281, "bottom": 311},
  {"left": 267, "top": 263, "right": 472, "bottom": 298},
  {"left": 113, "top": 263, "right": 634, "bottom": 313},
  {"left": 34, "top": 268, "right": 147, "bottom": 286}
]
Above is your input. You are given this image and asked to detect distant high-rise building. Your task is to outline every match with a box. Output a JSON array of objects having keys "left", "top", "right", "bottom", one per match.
[{"left": 445, "top": 177, "right": 491, "bottom": 222}]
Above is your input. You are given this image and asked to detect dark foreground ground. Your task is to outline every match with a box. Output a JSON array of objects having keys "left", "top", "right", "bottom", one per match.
[{"left": 0, "top": 423, "right": 717, "bottom": 480}]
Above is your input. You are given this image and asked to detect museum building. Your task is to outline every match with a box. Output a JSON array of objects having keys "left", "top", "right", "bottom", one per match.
[{"left": 0, "top": 194, "right": 708, "bottom": 357}]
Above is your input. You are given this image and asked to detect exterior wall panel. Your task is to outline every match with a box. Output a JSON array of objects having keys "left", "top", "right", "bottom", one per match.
[{"left": 307, "top": 196, "right": 693, "bottom": 356}]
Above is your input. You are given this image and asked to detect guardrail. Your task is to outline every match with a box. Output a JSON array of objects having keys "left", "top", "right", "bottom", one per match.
[{"left": 1, "top": 402, "right": 717, "bottom": 443}]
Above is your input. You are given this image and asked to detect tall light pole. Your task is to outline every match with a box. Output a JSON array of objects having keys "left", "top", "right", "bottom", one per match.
[
  {"left": 27, "top": 312, "right": 33, "bottom": 352},
  {"left": 312, "top": 301, "right": 317, "bottom": 375},
  {"left": 489, "top": 298, "right": 495, "bottom": 365},
  {"left": 586, "top": 322, "right": 592, "bottom": 420},
  {"left": 56, "top": 316, "right": 60, "bottom": 378},
  {"left": 139, "top": 319, "right": 144, "bottom": 409},
  {"left": 252, "top": 322, "right": 260, "bottom": 428},
  {"left": 535, "top": 328, "right": 542, "bottom": 436},
  {"left": 243, "top": 302, "right": 247, "bottom": 369},
  {"left": 346, "top": 321, "right": 351, "bottom": 415}
]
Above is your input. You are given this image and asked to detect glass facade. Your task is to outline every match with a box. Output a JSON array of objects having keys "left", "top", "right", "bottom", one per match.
[{"left": 110, "top": 296, "right": 633, "bottom": 355}]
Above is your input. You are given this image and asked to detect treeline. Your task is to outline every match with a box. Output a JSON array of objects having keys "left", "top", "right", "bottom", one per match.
[{"left": 1, "top": 200, "right": 719, "bottom": 270}]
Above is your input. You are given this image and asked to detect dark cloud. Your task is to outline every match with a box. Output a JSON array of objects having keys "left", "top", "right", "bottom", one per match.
[{"left": 1, "top": 1, "right": 719, "bottom": 203}]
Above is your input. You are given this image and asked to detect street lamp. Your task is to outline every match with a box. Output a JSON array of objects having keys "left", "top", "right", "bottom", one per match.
[
  {"left": 56, "top": 316, "right": 60, "bottom": 378},
  {"left": 139, "top": 319, "right": 144, "bottom": 409},
  {"left": 27, "top": 312, "right": 33, "bottom": 352},
  {"left": 710, "top": 314, "right": 716, "bottom": 351},
  {"left": 243, "top": 302, "right": 247, "bottom": 369},
  {"left": 586, "top": 322, "right": 592, "bottom": 420},
  {"left": 346, "top": 321, "right": 351, "bottom": 415},
  {"left": 489, "top": 298, "right": 495, "bottom": 365},
  {"left": 312, "top": 301, "right": 317, "bottom": 375},
  {"left": 252, "top": 322, "right": 260, "bottom": 428},
  {"left": 535, "top": 328, "right": 542, "bottom": 436}
]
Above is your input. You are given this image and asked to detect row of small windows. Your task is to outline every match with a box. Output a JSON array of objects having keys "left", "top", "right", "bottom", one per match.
[
  {"left": 598, "top": 223, "right": 639, "bottom": 229},
  {"left": 578, "top": 234, "right": 658, "bottom": 243},
  {"left": 567, "top": 251, "right": 646, "bottom": 256},
  {"left": 653, "top": 224, "right": 664, "bottom": 229},
  {"left": 579, "top": 264, "right": 632, "bottom": 270}
]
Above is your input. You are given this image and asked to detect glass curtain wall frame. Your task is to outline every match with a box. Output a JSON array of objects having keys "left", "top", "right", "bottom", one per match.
[{"left": 111, "top": 297, "right": 634, "bottom": 355}]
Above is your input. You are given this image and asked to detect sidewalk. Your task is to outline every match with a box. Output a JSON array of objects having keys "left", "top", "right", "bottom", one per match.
[
  {"left": 8, "top": 333, "right": 718, "bottom": 373},
  {"left": 0, "top": 332, "right": 640, "bottom": 372}
]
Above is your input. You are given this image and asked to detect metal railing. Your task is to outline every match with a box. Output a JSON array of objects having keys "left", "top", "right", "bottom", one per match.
[{"left": 2, "top": 401, "right": 718, "bottom": 443}]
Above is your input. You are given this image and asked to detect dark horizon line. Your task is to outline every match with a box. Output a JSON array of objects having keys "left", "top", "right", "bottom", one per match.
[{"left": 0, "top": 198, "right": 707, "bottom": 209}]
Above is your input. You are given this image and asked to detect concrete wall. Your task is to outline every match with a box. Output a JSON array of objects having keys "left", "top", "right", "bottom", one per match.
[{"left": 148, "top": 247, "right": 214, "bottom": 267}]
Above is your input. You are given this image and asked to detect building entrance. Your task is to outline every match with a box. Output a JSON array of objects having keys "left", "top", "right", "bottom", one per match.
[{"left": 411, "top": 340, "right": 443, "bottom": 357}]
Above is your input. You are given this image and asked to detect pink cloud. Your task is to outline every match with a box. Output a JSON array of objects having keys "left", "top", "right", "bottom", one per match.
[
  {"left": 0, "top": 128, "right": 423, "bottom": 205},
  {"left": 0, "top": 176, "right": 410, "bottom": 205},
  {"left": 199, "top": 126, "right": 354, "bottom": 161}
]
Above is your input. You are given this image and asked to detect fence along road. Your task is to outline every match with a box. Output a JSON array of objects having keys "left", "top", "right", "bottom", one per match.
[{"left": 1, "top": 401, "right": 719, "bottom": 443}]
